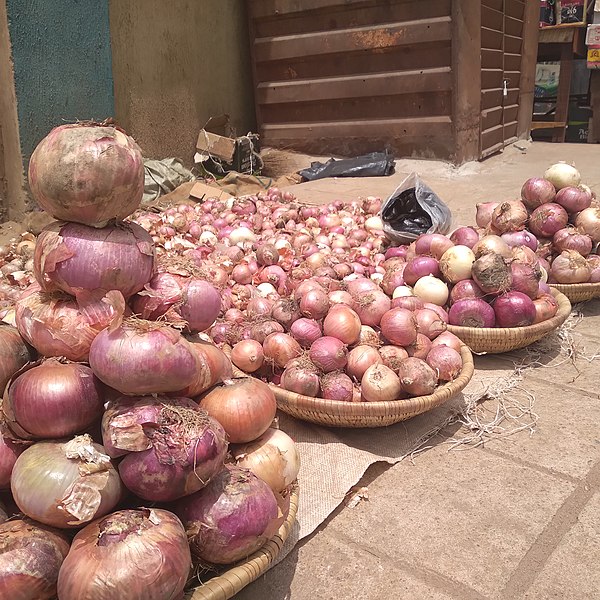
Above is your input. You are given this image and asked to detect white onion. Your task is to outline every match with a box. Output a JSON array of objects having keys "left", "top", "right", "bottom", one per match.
[
  {"left": 228, "top": 227, "right": 257, "bottom": 245},
  {"left": 412, "top": 275, "right": 449, "bottom": 306},
  {"left": 439, "top": 245, "right": 475, "bottom": 283},
  {"left": 392, "top": 286, "right": 414, "bottom": 298},
  {"left": 256, "top": 282, "right": 277, "bottom": 297},
  {"left": 365, "top": 216, "right": 383, "bottom": 231},
  {"left": 544, "top": 162, "right": 581, "bottom": 190}
]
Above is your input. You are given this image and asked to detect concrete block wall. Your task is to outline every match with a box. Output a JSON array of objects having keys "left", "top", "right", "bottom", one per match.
[{"left": 0, "top": 0, "right": 255, "bottom": 222}]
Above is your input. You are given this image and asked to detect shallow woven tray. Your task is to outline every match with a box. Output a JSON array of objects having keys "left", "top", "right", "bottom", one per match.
[
  {"left": 185, "top": 485, "right": 299, "bottom": 600},
  {"left": 269, "top": 345, "right": 474, "bottom": 428},
  {"left": 447, "top": 289, "right": 571, "bottom": 354},
  {"left": 549, "top": 282, "right": 600, "bottom": 303}
]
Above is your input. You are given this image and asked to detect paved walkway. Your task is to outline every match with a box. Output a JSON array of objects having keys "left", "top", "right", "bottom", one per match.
[{"left": 236, "top": 141, "right": 600, "bottom": 600}]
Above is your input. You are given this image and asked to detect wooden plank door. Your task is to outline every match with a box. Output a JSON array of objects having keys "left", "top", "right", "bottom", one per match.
[{"left": 480, "top": 0, "right": 525, "bottom": 158}]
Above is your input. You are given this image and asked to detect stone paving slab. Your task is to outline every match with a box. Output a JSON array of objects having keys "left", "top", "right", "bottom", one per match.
[
  {"left": 325, "top": 446, "right": 575, "bottom": 598},
  {"left": 236, "top": 527, "right": 461, "bottom": 600},
  {"left": 524, "top": 490, "right": 600, "bottom": 600}
]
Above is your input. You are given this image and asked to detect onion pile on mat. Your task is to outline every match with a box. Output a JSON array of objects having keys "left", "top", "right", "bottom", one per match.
[{"left": 0, "top": 123, "right": 299, "bottom": 599}]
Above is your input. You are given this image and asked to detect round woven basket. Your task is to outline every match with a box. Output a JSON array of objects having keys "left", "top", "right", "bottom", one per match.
[
  {"left": 185, "top": 485, "right": 299, "bottom": 600},
  {"left": 269, "top": 345, "right": 474, "bottom": 428},
  {"left": 447, "top": 289, "right": 571, "bottom": 354},
  {"left": 549, "top": 282, "right": 600, "bottom": 303}
]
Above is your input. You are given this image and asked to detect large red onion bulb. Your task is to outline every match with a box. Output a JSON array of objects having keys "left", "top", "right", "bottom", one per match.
[
  {"left": 520, "top": 177, "right": 556, "bottom": 210},
  {"left": 89, "top": 318, "right": 197, "bottom": 395},
  {"left": 491, "top": 200, "right": 529, "bottom": 233},
  {"left": 28, "top": 124, "right": 144, "bottom": 227},
  {"left": 104, "top": 397, "right": 227, "bottom": 501},
  {"left": 15, "top": 284, "right": 124, "bottom": 362},
  {"left": 175, "top": 465, "right": 280, "bottom": 565},
  {"left": 529, "top": 203, "right": 569, "bottom": 238},
  {"left": 493, "top": 291, "right": 537, "bottom": 327},
  {"left": 4, "top": 360, "right": 105, "bottom": 440},
  {"left": 11, "top": 435, "right": 123, "bottom": 528},
  {"left": 34, "top": 220, "right": 154, "bottom": 298},
  {"left": 57, "top": 509, "right": 191, "bottom": 600},
  {"left": 0, "top": 519, "right": 70, "bottom": 600}
]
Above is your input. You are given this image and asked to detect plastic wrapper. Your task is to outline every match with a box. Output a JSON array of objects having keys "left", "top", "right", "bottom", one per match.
[{"left": 381, "top": 173, "right": 452, "bottom": 245}]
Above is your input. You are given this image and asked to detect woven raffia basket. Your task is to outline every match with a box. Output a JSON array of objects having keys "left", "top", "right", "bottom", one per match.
[
  {"left": 185, "top": 485, "right": 299, "bottom": 600},
  {"left": 269, "top": 345, "right": 474, "bottom": 428},
  {"left": 549, "top": 282, "right": 600, "bottom": 303},
  {"left": 447, "top": 289, "right": 571, "bottom": 354}
]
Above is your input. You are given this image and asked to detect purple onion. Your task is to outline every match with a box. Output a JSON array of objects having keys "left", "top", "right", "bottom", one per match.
[
  {"left": 500, "top": 230, "right": 538, "bottom": 251},
  {"left": 521, "top": 177, "right": 556, "bottom": 210},
  {"left": 34, "top": 221, "right": 155, "bottom": 298},
  {"left": 493, "top": 291, "right": 537, "bottom": 328},
  {"left": 104, "top": 397, "right": 228, "bottom": 502},
  {"left": 510, "top": 263, "right": 540, "bottom": 300},
  {"left": 529, "top": 203, "right": 569, "bottom": 238},
  {"left": 175, "top": 465, "right": 279, "bottom": 565},
  {"left": 449, "top": 279, "right": 485, "bottom": 305},
  {"left": 384, "top": 246, "right": 408, "bottom": 260},
  {"left": 449, "top": 227, "right": 480, "bottom": 249},
  {"left": 403, "top": 256, "right": 441, "bottom": 287},
  {"left": 448, "top": 299, "right": 496, "bottom": 328}
]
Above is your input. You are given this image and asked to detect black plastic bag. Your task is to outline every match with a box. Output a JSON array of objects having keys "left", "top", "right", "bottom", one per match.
[
  {"left": 381, "top": 173, "right": 452, "bottom": 245},
  {"left": 298, "top": 151, "right": 395, "bottom": 181}
]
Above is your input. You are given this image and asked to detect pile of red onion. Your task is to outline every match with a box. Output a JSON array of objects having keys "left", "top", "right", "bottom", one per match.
[
  {"left": 0, "top": 123, "right": 301, "bottom": 599},
  {"left": 476, "top": 163, "right": 600, "bottom": 285}
]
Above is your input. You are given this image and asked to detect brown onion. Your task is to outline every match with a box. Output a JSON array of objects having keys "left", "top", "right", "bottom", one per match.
[
  {"left": 179, "top": 337, "right": 233, "bottom": 396},
  {"left": 263, "top": 332, "right": 302, "bottom": 368},
  {"left": 323, "top": 304, "right": 361, "bottom": 345},
  {"left": 472, "top": 253, "right": 512, "bottom": 294},
  {"left": 397, "top": 358, "right": 437, "bottom": 396},
  {"left": 198, "top": 378, "right": 276, "bottom": 443},
  {"left": 361, "top": 364, "right": 402, "bottom": 402},
  {"left": 472, "top": 235, "right": 512, "bottom": 259},
  {"left": 231, "top": 339, "right": 265, "bottom": 373},
  {"left": 426, "top": 346, "right": 462, "bottom": 381},
  {"left": 491, "top": 200, "right": 528, "bottom": 233},
  {"left": 380, "top": 308, "right": 418, "bottom": 346}
]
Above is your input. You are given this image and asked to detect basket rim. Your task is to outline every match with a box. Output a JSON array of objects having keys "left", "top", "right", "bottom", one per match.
[
  {"left": 186, "top": 484, "right": 299, "bottom": 600},
  {"left": 270, "top": 345, "right": 474, "bottom": 418},
  {"left": 446, "top": 288, "right": 571, "bottom": 339},
  {"left": 549, "top": 282, "right": 600, "bottom": 291}
]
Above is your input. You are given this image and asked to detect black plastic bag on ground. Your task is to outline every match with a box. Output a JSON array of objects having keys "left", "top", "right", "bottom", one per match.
[
  {"left": 381, "top": 173, "right": 452, "bottom": 245},
  {"left": 298, "top": 151, "right": 395, "bottom": 181}
]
